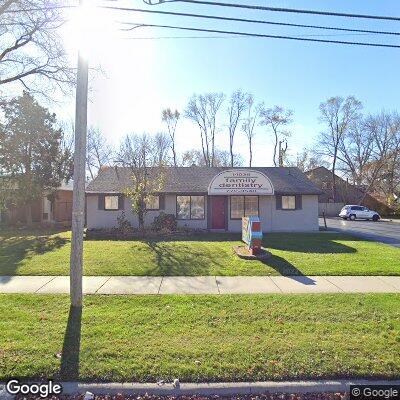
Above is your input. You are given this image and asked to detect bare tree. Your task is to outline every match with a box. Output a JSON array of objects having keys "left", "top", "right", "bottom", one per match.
[
  {"left": 161, "top": 108, "right": 180, "bottom": 167},
  {"left": 358, "top": 111, "right": 400, "bottom": 203},
  {"left": 241, "top": 95, "right": 262, "bottom": 167},
  {"left": 181, "top": 147, "right": 243, "bottom": 167},
  {"left": 214, "top": 148, "right": 244, "bottom": 167},
  {"left": 317, "top": 96, "right": 362, "bottom": 201},
  {"left": 226, "top": 89, "right": 248, "bottom": 167},
  {"left": 277, "top": 139, "right": 288, "bottom": 167},
  {"left": 86, "top": 127, "right": 114, "bottom": 180},
  {"left": 0, "top": 0, "right": 17, "bottom": 16},
  {"left": 336, "top": 118, "right": 374, "bottom": 186},
  {"left": 153, "top": 131, "right": 171, "bottom": 166},
  {"left": 260, "top": 106, "right": 293, "bottom": 167},
  {"left": 290, "top": 148, "right": 328, "bottom": 172},
  {"left": 116, "top": 133, "right": 165, "bottom": 229},
  {"left": 0, "top": 0, "right": 74, "bottom": 97},
  {"left": 184, "top": 92, "right": 225, "bottom": 167}
]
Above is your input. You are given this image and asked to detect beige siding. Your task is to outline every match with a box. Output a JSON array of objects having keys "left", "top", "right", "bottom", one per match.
[
  {"left": 87, "top": 194, "right": 318, "bottom": 232},
  {"left": 227, "top": 195, "right": 318, "bottom": 232},
  {"left": 86, "top": 194, "right": 208, "bottom": 230},
  {"left": 271, "top": 195, "right": 319, "bottom": 232}
]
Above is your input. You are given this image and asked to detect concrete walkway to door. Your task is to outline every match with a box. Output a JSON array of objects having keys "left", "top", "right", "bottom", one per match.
[{"left": 1, "top": 275, "right": 400, "bottom": 294}]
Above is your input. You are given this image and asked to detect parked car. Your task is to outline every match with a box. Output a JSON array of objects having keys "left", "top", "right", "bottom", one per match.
[{"left": 339, "top": 205, "right": 380, "bottom": 221}]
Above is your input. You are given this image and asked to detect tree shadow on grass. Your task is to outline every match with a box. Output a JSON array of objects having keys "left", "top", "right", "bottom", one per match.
[
  {"left": 0, "top": 232, "right": 69, "bottom": 277},
  {"left": 59, "top": 305, "right": 82, "bottom": 380},
  {"left": 264, "top": 233, "right": 358, "bottom": 254},
  {"left": 259, "top": 234, "right": 359, "bottom": 281},
  {"left": 144, "top": 240, "right": 226, "bottom": 275}
]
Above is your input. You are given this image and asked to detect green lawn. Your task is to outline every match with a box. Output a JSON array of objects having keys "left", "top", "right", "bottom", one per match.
[
  {"left": 0, "top": 294, "right": 399, "bottom": 381},
  {"left": 0, "top": 228, "right": 399, "bottom": 276}
]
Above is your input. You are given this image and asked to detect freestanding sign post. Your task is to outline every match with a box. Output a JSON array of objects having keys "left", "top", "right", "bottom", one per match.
[{"left": 242, "top": 216, "right": 263, "bottom": 255}]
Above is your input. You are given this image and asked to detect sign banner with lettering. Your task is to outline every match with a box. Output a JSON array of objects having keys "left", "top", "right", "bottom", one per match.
[{"left": 208, "top": 170, "right": 274, "bottom": 195}]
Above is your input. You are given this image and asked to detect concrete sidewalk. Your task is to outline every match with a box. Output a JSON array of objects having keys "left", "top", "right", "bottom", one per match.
[{"left": 1, "top": 275, "right": 400, "bottom": 294}]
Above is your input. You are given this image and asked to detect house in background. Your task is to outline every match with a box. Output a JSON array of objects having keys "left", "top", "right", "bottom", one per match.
[
  {"left": 0, "top": 180, "right": 73, "bottom": 226},
  {"left": 86, "top": 166, "right": 322, "bottom": 232},
  {"left": 305, "top": 166, "right": 392, "bottom": 216}
]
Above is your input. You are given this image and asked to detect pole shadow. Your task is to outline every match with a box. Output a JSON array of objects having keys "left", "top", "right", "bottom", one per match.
[{"left": 59, "top": 305, "right": 82, "bottom": 380}]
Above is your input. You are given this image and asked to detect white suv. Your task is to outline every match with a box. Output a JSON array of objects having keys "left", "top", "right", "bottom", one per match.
[{"left": 339, "top": 205, "right": 380, "bottom": 221}]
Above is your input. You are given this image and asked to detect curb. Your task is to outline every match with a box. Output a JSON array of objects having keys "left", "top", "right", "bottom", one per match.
[
  {"left": 381, "top": 219, "right": 400, "bottom": 224},
  {"left": 9, "top": 380, "right": 400, "bottom": 396}
]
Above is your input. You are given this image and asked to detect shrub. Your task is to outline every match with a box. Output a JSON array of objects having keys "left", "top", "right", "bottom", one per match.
[
  {"left": 117, "top": 211, "right": 133, "bottom": 234},
  {"left": 152, "top": 212, "right": 177, "bottom": 232}
]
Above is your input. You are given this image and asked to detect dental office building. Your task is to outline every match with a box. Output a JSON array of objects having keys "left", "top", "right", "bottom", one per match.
[{"left": 86, "top": 166, "right": 322, "bottom": 232}]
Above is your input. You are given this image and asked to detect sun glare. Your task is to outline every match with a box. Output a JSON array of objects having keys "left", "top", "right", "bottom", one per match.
[{"left": 63, "top": 4, "right": 119, "bottom": 59}]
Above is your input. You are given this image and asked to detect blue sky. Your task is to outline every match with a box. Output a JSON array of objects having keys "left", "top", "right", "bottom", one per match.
[{"left": 58, "top": 0, "right": 400, "bottom": 166}]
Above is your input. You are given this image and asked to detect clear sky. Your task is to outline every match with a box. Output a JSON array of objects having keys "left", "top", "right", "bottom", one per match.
[{"left": 57, "top": 0, "right": 400, "bottom": 166}]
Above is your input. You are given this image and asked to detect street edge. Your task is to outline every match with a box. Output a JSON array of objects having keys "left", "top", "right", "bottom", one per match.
[{"left": 2, "top": 380, "right": 400, "bottom": 396}]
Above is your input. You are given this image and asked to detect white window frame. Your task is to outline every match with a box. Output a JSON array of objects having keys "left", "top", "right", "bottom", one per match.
[
  {"left": 145, "top": 195, "right": 160, "bottom": 210},
  {"left": 230, "top": 196, "right": 259, "bottom": 219},
  {"left": 104, "top": 195, "right": 119, "bottom": 210},
  {"left": 176, "top": 195, "right": 205, "bottom": 220},
  {"left": 282, "top": 195, "right": 296, "bottom": 210}
]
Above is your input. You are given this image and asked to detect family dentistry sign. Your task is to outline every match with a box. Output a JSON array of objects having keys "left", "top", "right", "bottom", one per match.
[{"left": 208, "top": 170, "right": 274, "bottom": 195}]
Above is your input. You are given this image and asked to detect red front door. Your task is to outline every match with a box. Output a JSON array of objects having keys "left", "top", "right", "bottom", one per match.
[{"left": 211, "top": 196, "right": 226, "bottom": 229}]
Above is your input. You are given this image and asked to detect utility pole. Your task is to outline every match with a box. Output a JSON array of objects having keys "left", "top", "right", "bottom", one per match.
[{"left": 70, "top": 0, "right": 88, "bottom": 308}]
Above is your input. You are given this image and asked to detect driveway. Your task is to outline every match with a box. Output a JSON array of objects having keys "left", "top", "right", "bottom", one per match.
[{"left": 321, "top": 217, "right": 400, "bottom": 247}]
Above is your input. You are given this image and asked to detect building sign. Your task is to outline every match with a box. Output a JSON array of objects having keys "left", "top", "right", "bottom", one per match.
[
  {"left": 208, "top": 170, "right": 274, "bottom": 195},
  {"left": 242, "top": 216, "right": 263, "bottom": 255}
]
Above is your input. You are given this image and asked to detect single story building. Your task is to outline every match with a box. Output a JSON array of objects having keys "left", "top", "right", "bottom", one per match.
[
  {"left": 86, "top": 166, "right": 322, "bottom": 232},
  {"left": 305, "top": 166, "right": 393, "bottom": 216},
  {"left": 0, "top": 179, "right": 73, "bottom": 226}
]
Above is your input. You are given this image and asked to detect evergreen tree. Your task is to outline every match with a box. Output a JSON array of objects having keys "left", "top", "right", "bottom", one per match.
[{"left": 0, "top": 91, "right": 73, "bottom": 224}]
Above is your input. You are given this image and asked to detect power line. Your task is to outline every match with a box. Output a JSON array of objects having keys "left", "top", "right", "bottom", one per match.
[
  {"left": 144, "top": 0, "right": 400, "bottom": 22},
  {"left": 102, "top": 6, "right": 400, "bottom": 36},
  {"left": 120, "top": 22, "right": 400, "bottom": 48},
  {"left": 121, "top": 33, "right": 379, "bottom": 41},
  {"left": 120, "top": 24, "right": 377, "bottom": 38},
  {"left": 124, "top": 35, "right": 233, "bottom": 39},
  {"left": 4, "top": 3, "right": 400, "bottom": 38}
]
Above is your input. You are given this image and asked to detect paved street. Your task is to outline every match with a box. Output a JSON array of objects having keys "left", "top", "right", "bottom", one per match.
[
  {"left": 1, "top": 275, "right": 400, "bottom": 294},
  {"left": 321, "top": 217, "right": 400, "bottom": 247}
]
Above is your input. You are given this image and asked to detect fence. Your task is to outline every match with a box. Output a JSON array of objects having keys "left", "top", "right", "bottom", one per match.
[{"left": 318, "top": 202, "right": 345, "bottom": 217}]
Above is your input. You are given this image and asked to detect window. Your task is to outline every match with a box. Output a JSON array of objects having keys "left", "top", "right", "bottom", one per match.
[
  {"left": 230, "top": 196, "right": 259, "bottom": 219},
  {"left": 145, "top": 195, "right": 159, "bottom": 210},
  {"left": 176, "top": 195, "right": 205, "bottom": 220},
  {"left": 191, "top": 196, "right": 205, "bottom": 219},
  {"left": 282, "top": 195, "right": 296, "bottom": 210},
  {"left": 245, "top": 196, "right": 258, "bottom": 216},
  {"left": 105, "top": 195, "right": 119, "bottom": 210}
]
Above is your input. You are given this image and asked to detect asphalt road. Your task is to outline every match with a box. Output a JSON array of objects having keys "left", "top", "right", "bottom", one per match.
[{"left": 320, "top": 217, "right": 400, "bottom": 247}]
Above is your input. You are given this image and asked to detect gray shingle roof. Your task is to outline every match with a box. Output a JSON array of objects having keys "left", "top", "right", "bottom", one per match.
[{"left": 86, "top": 166, "right": 323, "bottom": 195}]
